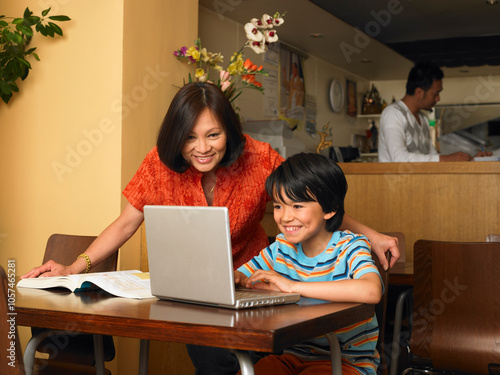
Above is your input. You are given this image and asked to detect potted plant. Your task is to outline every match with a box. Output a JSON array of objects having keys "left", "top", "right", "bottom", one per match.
[{"left": 0, "top": 7, "right": 70, "bottom": 104}]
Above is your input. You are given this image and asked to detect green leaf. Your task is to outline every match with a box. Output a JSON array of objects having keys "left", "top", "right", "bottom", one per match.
[
  {"left": 49, "top": 15, "right": 71, "bottom": 22},
  {"left": 12, "top": 18, "right": 24, "bottom": 25},
  {"left": 0, "top": 79, "right": 12, "bottom": 95},
  {"left": 7, "top": 31, "right": 23, "bottom": 45},
  {"left": 0, "top": 20, "right": 8, "bottom": 27},
  {"left": 26, "top": 16, "right": 40, "bottom": 27},
  {"left": 23, "top": 8, "right": 33, "bottom": 19},
  {"left": 35, "top": 23, "right": 47, "bottom": 36},
  {"left": 32, "top": 52, "right": 40, "bottom": 61},
  {"left": 45, "top": 26, "right": 54, "bottom": 37},
  {"left": 16, "top": 25, "right": 33, "bottom": 37},
  {"left": 16, "top": 57, "right": 31, "bottom": 68},
  {"left": 48, "top": 22, "right": 62, "bottom": 36},
  {"left": 42, "top": 8, "right": 51, "bottom": 17}
]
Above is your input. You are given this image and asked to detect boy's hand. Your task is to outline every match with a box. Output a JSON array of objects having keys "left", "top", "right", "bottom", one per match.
[
  {"left": 234, "top": 270, "right": 248, "bottom": 287},
  {"left": 246, "top": 270, "right": 297, "bottom": 293}
]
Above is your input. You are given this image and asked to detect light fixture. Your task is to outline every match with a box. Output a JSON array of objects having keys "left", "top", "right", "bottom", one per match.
[
  {"left": 485, "top": 0, "right": 498, "bottom": 4},
  {"left": 309, "top": 33, "right": 324, "bottom": 38}
]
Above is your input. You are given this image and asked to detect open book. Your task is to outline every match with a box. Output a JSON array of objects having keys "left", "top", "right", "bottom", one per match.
[{"left": 17, "top": 270, "right": 154, "bottom": 299}]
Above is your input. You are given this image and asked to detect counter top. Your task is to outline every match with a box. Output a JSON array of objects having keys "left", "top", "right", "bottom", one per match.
[{"left": 338, "top": 161, "right": 500, "bottom": 174}]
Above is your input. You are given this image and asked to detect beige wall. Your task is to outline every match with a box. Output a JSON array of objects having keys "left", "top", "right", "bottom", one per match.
[
  {"left": 1, "top": 0, "right": 197, "bottom": 372},
  {"left": 372, "top": 75, "right": 500, "bottom": 106}
]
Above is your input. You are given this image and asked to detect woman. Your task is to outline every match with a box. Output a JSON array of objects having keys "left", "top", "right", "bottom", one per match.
[{"left": 22, "top": 82, "right": 399, "bottom": 372}]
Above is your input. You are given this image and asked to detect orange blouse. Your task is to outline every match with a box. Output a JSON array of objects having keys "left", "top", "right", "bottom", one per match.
[{"left": 123, "top": 135, "right": 284, "bottom": 268}]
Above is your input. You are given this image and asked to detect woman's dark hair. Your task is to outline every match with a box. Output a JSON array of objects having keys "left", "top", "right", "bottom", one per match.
[
  {"left": 156, "top": 82, "right": 245, "bottom": 172},
  {"left": 265, "top": 152, "right": 347, "bottom": 232},
  {"left": 405, "top": 61, "right": 444, "bottom": 95}
]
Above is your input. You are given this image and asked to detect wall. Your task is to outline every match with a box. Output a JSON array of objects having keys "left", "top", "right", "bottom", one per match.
[
  {"left": 199, "top": 7, "right": 375, "bottom": 152},
  {"left": 1, "top": 0, "right": 197, "bottom": 373}
]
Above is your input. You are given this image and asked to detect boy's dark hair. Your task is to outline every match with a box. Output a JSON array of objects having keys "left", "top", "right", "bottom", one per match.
[
  {"left": 405, "top": 61, "right": 444, "bottom": 95},
  {"left": 156, "top": 82, "right": 245, "bottom": 173},
  {"left": 265, "top": 152, "right": 347, "bottom": 232}
]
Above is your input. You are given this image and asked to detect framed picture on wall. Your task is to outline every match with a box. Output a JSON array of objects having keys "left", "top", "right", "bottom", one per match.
[
  {"left": 346, "top": 79, "right": 357, "bottom": 117},
  {"left": 280, "top": 47, "right": 305, "bottom": 129}
]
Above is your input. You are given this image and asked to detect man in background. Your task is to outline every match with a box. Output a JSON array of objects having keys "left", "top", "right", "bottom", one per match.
[{"left": 378, "top": 61, "right": 490, "bottom": 162}]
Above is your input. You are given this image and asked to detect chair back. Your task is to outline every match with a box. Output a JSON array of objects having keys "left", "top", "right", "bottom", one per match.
[
  {"left": 33, "top": 233, "right": 117, "bottom": 367},
  {"left": 1, "top": 266, "right": 25, "bottom": 375},
  {"left": 410, "top": 240, "right": 500, "bottom": 374},
  {"left": 371, "top": 246, "right": 393, "bottom": 375},
  {"left": 42, "top": 233, "right": 117, "bottom": 272}
]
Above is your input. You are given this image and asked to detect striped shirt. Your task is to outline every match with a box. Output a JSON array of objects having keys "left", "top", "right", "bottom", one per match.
[{"left": 238, "top": 230, "right": 381, "bottom": 374}]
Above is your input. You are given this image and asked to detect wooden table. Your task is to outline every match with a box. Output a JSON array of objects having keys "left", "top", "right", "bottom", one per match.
[
  {"left": 389, "top": 262, "right": 413, "bottom": 286},
  {"left": 15, "top": 287, "right": 374, "bottom": 375}
]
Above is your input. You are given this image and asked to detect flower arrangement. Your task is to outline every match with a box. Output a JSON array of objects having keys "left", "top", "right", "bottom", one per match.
[{"left": 173, "top": 11, "right": 285, "bottom": 106}]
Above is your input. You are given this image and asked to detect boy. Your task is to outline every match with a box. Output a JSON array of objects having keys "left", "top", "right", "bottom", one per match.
[{"left": 235, "top": 152, "right": 383, "bottom": 375}]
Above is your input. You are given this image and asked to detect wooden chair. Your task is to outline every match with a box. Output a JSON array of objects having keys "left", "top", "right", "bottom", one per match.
[
  {"left": 25, "top": 234, "right": 118, "bottom": 375},
  {"left": 394, "top": 240, "right": 500, "bottom": 375},
  {"left": 1, "top": 265, "right": 25, "bottom": 375},
  {"left": 373, "top": 243, "right": 393, "bottom": 375}
]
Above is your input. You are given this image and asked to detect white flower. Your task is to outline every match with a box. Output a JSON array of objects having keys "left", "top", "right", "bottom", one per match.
[
  {"left": 272, "top": 16, "right": 284, "bottom": 27},
  {"left": 263, "top": 29, "right": 279, "bottom": 43},
  {"left": 249, "top": 17, "right": 266, "bottom": 29},
  {"left": 261, "top": 14, "right": 274, "bottom": 28},
  {"left": 248, "top": 40, "right": 266, "bottom": 54},
  {"left": 244, "top": 22, "right": 263, "bottom": 42}
]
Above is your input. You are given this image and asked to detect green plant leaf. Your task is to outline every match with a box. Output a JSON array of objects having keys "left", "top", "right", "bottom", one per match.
[
  {"left": 6, "top": 31, "right": 23, "bottom": 45},
  {"left": 16, "top": 57, "right": 31, "bottom": 68},
  {"left": 0, "top": 79, "right": 12, "bottom": 95},
  {"left": 48, "top": 22, "right": 62, "bottom": 36},
  {"left": 23, "top": 8, "right": 33, "bottom": 19},
  {"left": 41, "top": 8, "right": 51, "bottom": 17},
  {"left": 12, "top": 18, "right": 24, "bottom": 25},
  {"left": 35, "top": 23, "right": 47, "bottom": 36},
  {"left": 25, "top": 16, "right": 40, "bottom": 27},
  {"left": 49, "top": 15, "right": 71, "bottom": 22},
  {"left": 16, "top": 25, "right": 33, "bottom": 37},
  {"left": 32, "top": 52, "right": 40, "bottom": 61},
  {"left": 45, "top": 26, "right": 54, "bottom": 37},
  {"left": 0, "top": 20, "right": 8, "bottom": 27}
]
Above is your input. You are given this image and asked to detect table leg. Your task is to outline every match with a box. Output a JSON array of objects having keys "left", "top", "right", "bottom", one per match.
[
  {"left": 139, "top": 339, "right": 150, "bottom": 375},
  {"left": 92, "top": 334, "right": 106, "bottom": 375},
  {"left": 325, "top": 332, "right": 342, "bottom": 375},
  {"left": 229, "top": 349, "right": 255, "bottom": 375}
]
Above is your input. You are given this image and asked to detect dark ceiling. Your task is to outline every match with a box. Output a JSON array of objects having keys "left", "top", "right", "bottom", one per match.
[{"left": 310, "top": 0, "right": 500, "bottom": 68}]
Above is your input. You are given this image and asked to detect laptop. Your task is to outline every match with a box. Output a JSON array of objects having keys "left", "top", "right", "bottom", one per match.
[{"left": 144, "top": 205, "right": 301, "bottom": 309}]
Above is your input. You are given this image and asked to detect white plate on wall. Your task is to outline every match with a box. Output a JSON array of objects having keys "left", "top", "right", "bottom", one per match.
[{"left": 329, "top": 78, "right": 344, "bottom": 113}]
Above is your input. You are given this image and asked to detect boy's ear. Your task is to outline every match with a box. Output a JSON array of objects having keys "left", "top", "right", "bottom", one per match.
[{"left": 324, "top": 211, "right": 336, "bottom": 220}]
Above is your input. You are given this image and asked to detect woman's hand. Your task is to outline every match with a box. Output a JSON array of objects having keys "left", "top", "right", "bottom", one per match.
[
  {"left": 245, "top": 270, "right": 297, "bottom": 293},
  {"left": 21, "top": 260, "right": 72, "bottom": 279},
  {"left": 369, "top": 232, "right": 400, "bottom": 270}
]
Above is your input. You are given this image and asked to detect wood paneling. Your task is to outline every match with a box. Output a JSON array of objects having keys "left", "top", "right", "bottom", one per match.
[
  {"left": 340, "top": 161, "right": 500, "bottom": 262},
  {"left": 261, "top": 161, "right": 500, "bottom": 262}
]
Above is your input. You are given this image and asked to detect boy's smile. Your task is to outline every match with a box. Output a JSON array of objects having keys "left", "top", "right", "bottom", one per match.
[{"left": 273, "top": 193, "right": 335, "bottom": 257}]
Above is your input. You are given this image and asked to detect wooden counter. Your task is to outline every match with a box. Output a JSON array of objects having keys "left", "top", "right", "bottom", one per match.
[
  {"left": 338, "top": 161, "right": 500, "bottom": 262},
  {"left": 261, "top": 161, "right": 500, "bottom": 262}
]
